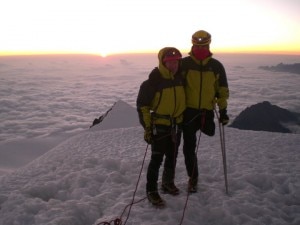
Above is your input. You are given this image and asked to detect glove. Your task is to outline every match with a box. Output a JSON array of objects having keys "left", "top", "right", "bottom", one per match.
[
  {"left": 219, "top": 109, "right": 229, "bottom": 125},
  {"left": 144, "top": 127, "right": 153, "bottom": 144}
]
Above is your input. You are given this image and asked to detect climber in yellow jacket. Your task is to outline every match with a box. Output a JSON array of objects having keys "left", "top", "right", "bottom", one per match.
[
  {"left": 136, "top": 47, "right": 185, "bottom": 206},
  {"left": 181, "top": 30, "right": 230, "bottom": 193}
]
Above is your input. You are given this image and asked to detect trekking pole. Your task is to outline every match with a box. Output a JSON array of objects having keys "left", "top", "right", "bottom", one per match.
[
  {"left": 214, "top": 109, "right": 229, "bottom": 195},
  {"left": 219, "top": 122, "right": 229, "bottom": 195}
]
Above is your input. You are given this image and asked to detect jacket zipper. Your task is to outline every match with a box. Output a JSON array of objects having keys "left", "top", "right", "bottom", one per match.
[{"left": 198, "top": 63, "right": 203, "bottom": 109}]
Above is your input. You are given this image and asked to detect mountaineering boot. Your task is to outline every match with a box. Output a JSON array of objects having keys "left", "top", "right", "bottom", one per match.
[
  {"left": 188, "top": 178, "right": 198, "bottom": 193},
  {"left": 147, "top": 191, "right": 165, "bottom": 207},
  {"left": 161, "top": 182, "right": 180, "bottom": 195},
  {"left": 161, "top": 167, "right": 178, "bottom": 195}
]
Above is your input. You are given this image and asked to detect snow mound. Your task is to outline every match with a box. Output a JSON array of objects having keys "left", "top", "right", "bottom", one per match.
[{"left": 90, "top": 100, "right": 140, "bottom": 130}]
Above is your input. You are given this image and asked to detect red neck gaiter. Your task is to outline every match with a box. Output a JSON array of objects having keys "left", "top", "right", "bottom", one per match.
[{"left": 192, "top": 47, "right": 211, "bottom": 60}]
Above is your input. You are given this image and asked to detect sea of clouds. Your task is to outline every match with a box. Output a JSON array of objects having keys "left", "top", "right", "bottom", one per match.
[{"left": 0, "top": 53, "right": 299, "bottom": 173}]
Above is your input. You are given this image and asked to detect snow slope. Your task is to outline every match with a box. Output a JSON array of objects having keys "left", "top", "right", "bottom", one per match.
[{"left": 0, "top": 100, "right": 299, "bottom": 225}]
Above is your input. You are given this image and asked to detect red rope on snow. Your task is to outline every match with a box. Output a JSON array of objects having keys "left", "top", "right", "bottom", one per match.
[{"left": 96, "top": 144, "right": 149, "bottom": 225}]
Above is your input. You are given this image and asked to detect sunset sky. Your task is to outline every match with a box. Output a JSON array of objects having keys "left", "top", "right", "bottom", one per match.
[{"left": 1, "top": 0, "right": 299, "bottom": 56}]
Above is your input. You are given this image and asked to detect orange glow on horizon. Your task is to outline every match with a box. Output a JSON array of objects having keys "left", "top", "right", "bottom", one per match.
[{"left": 1, "top": 48, "right": 299, "bottom": 57}]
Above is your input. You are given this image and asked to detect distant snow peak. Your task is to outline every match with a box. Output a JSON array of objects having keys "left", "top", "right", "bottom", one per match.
[
  {"left": 90, "top": 100, "right": 139, "bottom": 130},
  {"left": 229, "top": 101, "right": 300, "bottom": 133},
  {"left": 259, "top": 63, "right": 300, "bottom": 75}
]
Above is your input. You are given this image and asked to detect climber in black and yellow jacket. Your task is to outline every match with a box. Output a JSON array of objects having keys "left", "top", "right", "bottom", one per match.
[
  {"left": 181, "top": 30, "right": 230, "bottom": 193},
  {"left": 136, "top": 47, "right": 185, "bottom": 206}
]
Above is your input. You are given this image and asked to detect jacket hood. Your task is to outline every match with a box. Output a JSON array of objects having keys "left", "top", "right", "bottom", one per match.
[{"left": 158, "top": 47, "right": 181, "bottom": 79}]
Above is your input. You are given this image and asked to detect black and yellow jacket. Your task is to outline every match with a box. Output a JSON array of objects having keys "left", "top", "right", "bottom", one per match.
[
  {"left": 181, "top": 53, "right": 229, "bottom": 111},
  {"left": 136, "top": 49, "right": 186, "bottom": 129}
]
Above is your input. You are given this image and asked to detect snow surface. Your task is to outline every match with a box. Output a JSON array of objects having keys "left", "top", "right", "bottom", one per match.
[{"left": 0, "top": 100, "right": 299, "bottom": 225}]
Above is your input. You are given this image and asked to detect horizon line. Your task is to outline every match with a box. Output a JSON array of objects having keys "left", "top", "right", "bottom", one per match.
[{"left": 1, "top": 50, "right": 300, "bottom": 57}]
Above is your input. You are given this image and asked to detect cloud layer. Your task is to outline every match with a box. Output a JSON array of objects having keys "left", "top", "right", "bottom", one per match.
[{"left": 0, "top": 53, "right": 299, "bottom": 144}]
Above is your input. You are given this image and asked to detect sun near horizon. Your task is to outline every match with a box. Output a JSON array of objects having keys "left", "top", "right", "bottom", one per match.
[
  {"left": 1, "top": 0, "right": 299, "bottom": 58},
  {"left": 1, "top": 47, "right": 299, "bottom": 58}
]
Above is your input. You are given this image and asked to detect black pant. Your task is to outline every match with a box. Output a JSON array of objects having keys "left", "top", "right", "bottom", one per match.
[
  {"left": 182, "top": 108, "right": 215, "bottom": 180},
  {"left": 146, "top": 125, "right": 181, "bottom": 192}
]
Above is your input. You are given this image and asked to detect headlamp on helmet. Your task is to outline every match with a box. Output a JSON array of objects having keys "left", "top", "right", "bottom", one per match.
[
  {"left": 162, "top": 48, "right": 182, "bottom": 62},
  {"left": 192, "top": 30, "right": 211, "bottom": 46}
]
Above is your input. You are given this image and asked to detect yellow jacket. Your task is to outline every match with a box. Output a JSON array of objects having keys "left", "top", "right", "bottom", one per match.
[
  {"left": 136, "top": 48, "right": 186, "bottom": 128},
  {"left": 181, "top": 54, "right": 229, "bottom": 111}
]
